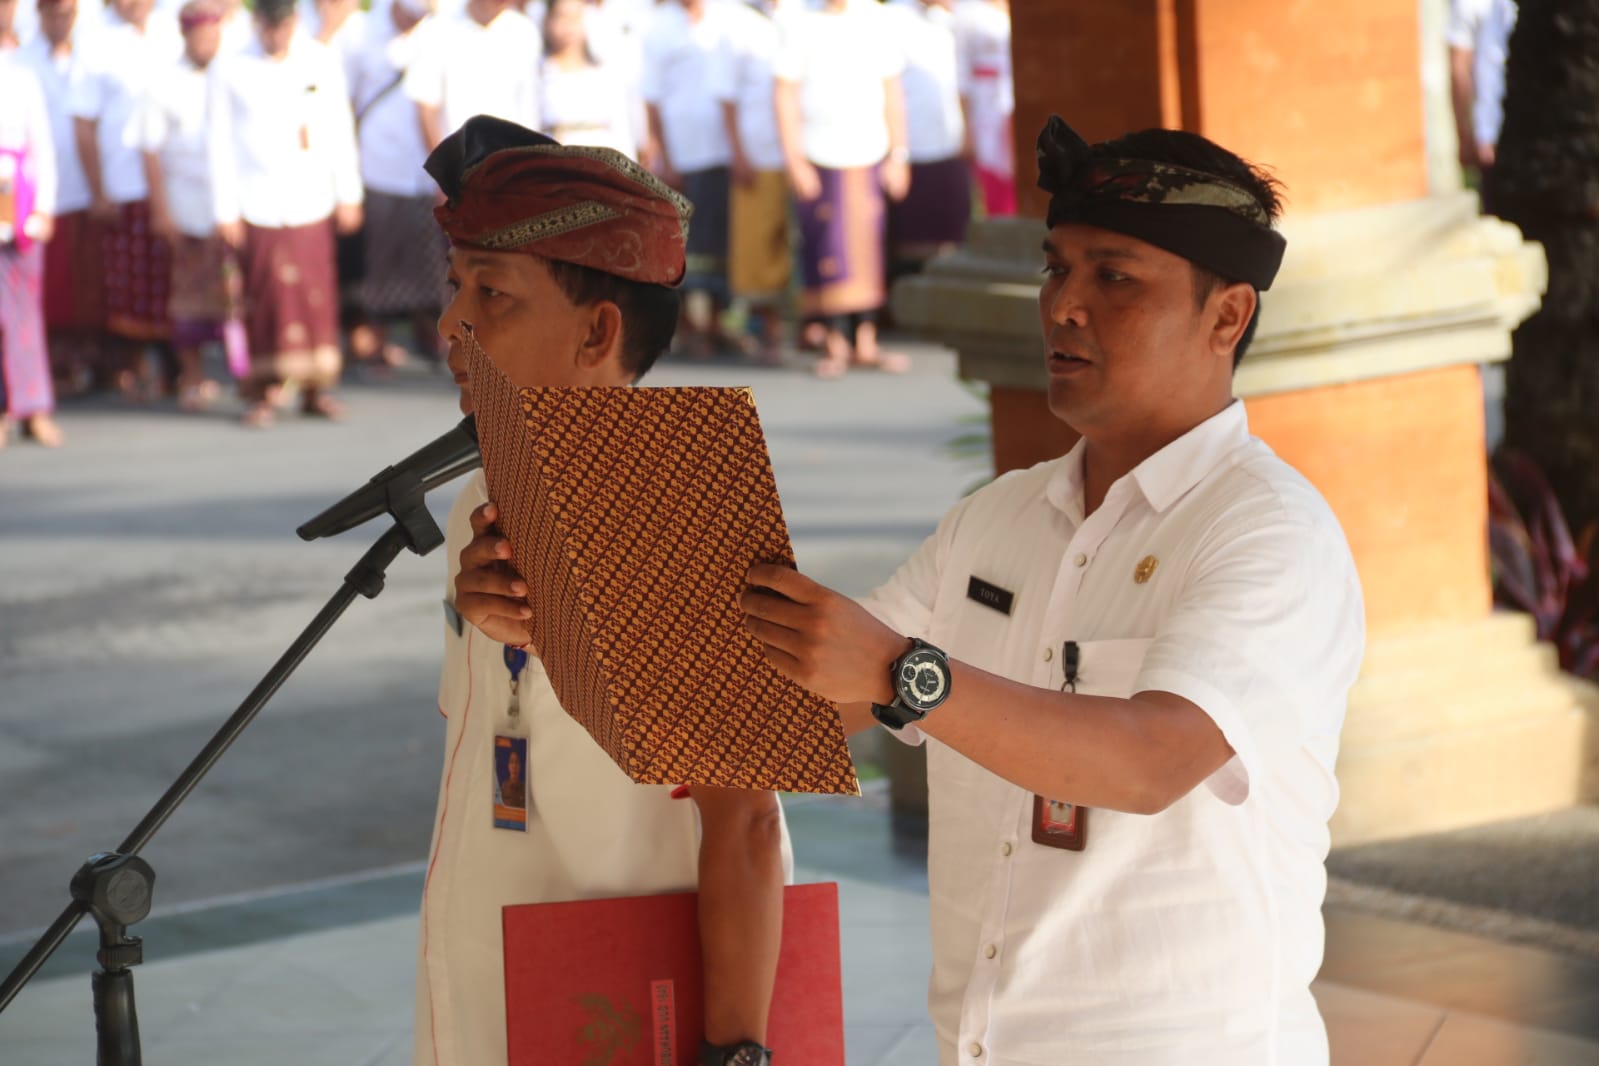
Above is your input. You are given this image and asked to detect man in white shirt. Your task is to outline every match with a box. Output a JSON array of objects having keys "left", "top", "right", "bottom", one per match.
[
  {"left": 708, "top": 0, "right": 791, "bottom": 365},
  {"left": 67, "top": 0, "right": 181, "bottom": 397},
  {"left": 1447, "top": 0, "right": 1516, "bottom": 205},
  {"left": 402, "top": 0, "right": 542, "bottom": 150},
  {"left": 350, "top": 0, "right": 444, "bottom": 368},
  {"left": 774, "top": 0, "right": 911, "bottom": 376},
  {"left": 883, "top": 0, "right": 969, "bottom": 281},
  {"left": 16, "top": 0, "right": 101, "bottom": 395},
  {"left": 742, "top": 116, "right": 1366, "bottom": 1065},
  {"left": 141, "top": 0, "right": 241, "bottom": 411},
  {"left": 414, "top": 115, "right": 790, "bottom": 1066},
  {"left": 208, "top": 0, "right": 363, "bottom": 426},
  {"left": 641, "top": 0, "right": 737, "bottom": 358}
]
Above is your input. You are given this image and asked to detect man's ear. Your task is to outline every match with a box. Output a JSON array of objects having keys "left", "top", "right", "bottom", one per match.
[
  {"left": 575, "top": 300, "right": 627, "bottom": 374},
  {"left": 1209, "top": 281, "right": 1256, "bottom": 362}
]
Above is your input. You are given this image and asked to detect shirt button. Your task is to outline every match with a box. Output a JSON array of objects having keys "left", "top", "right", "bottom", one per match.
[
  {"left": 1073, "top": 552, "right": 1088, "bottom": 567},
  {"left": 1000, "top": 842, "right": 1013, "bottom": 857},
  {"left": 1042, "top": 646, "right": 1053, "bottom": 662},
  {"left": 984, "top": 944, "right": 997, "bottom": 959},
  {"left": 969, "top": 1042, "right": 984, "bottom": 1058}
]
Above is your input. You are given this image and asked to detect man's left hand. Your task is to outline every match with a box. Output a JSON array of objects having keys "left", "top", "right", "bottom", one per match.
[{"left": 740, "top": 563, "right": 902, "bottom": 705}]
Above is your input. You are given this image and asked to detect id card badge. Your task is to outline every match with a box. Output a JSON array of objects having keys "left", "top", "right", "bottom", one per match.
[
  {"left": 493, "top": 645, "right": 530, "bottom": 831},
  {"left": 1035, "top": 639, "right": 1087, "bottom": 851}
]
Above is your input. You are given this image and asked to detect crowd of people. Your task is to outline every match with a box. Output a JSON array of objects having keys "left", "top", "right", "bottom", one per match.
[{"left": 0, "top": 0, "right": 1015, "bottom": 445}]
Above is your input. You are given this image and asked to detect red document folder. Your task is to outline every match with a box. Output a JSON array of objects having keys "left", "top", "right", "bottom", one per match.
[{"left": 504, "top": 883, "right": 845, "bottom": 1066}]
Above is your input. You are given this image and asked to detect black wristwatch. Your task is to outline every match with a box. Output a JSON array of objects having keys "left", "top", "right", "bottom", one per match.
[
  {"left": 871, "top": 638, "right": 952, "bottom": 730},
  {"left": 699, "top": 1040, "right": 772, "bottom": 1066}
]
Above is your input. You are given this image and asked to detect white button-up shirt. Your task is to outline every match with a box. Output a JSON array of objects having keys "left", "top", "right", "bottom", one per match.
[
  {"left": 861, "top": 402, "right": 1366, "bottom": 1066},
  {"left": 17, "top": 34, "right": 93, "bottom": 214},
  {"left": 402, "top": 6, "right": 543, "bottom": 144},
  {"left": 207, "top": 33, "right": 363, "bottom": 229},
  {"left": 65, "top": 14, "right": 182, "bottom": 204}
]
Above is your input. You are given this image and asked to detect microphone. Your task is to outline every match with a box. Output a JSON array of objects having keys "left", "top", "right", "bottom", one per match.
[{"left": 297, "top": 416, "right": 481, "bottom": 541}]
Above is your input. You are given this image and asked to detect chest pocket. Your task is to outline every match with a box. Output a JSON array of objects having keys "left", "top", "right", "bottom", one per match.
[{"left": 1062, "top": 637, "right": 1152, "bottom": 699}]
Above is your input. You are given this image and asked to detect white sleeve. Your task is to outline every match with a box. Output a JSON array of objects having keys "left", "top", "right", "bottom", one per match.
[
  {"left": 21, "top": 69, "right": 57, "bottom": 217},
  {"left": 639, "top": 26, "right": 665, "bottom": 105},
  {"left": 402, "top": 21, "right": 445, "bottom": 108},
  {"left": 770, "top": 16, "right": 804, "bottom": 83},
  {"left": 207, "top": 64, "right": 240, "bottom": 226},
  {"left": 1445, "top": 0, "right": 1482, "bottom": 49},
  {"left": 324, "top": 56, "right": 364, "bottom": 207},
  {"left": 875, "top": 10, "right": 906, "bottom": 79},
  {"left": 1133, "top": 499, "right": 1365, "bottom": 806},
  {"left": 706, "top": 31, "right": 739, "bottom": 104},
  {"left": 137, "top": 78, "right": 170, "bottom": 153},
  {"left": 65, "top": 45, "right": 104, "bottom": 120}
]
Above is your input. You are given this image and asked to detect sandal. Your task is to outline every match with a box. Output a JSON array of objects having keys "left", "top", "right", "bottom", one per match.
[
  {"left": 301, "top": 392, "right": 347, "bottom": 420},
  {"left": 241, "top": 403, "right": 276, "bottom": 428}
]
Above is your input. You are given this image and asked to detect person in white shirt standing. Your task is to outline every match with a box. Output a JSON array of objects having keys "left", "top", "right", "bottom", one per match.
[
  {"left": 742, "top": 116, "right": 1366, "bottom": 1066},
  {"left": 883, "top": 0, "right": 969, "bottom": 282},
  {"left": 403, "top": 0, "right": 543, "bottom": 150},
  {"left": 141, "top": 0, "right": 245, "bottom": 412},
  {"left": 0, "top": 57, "right": 63, "bottom": 448},
  {"left": 955, "top": 0, "right": 1012, "bottom": 218},
  {"left": 208, "top": 0, "right": 362, "bottom": 426},
  {"left": 351, "top": 0, "right": 445, "bottom": 368},
  {"left": 68, "top": 0, "right": 181, "bottom": 398},
  {"left": 1447, "top": 0, "right": 1516, "bottom": 210},
  {"left": 641, "top": 0, "right": 737, "bottom": 358},
  {"left": 538, "top": 0, "right": 636, "bottom": 158},
  {"left": 774, "top": 0, "right": 911, "bottom": 378},
  {"left": 17, "top": 0, "right": 102, "bottom": 396},
  {"left": 709, "top": 0, "right": 791, "bottom": 366}
]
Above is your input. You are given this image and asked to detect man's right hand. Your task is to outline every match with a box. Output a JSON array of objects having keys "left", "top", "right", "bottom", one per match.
[
  {"left": 217, "top": 220, "right": 246, "bottom": 249},
  {"left": 89, "top": 195, "right": 119, "bottom": 223},
  {"left": 455, "top": 502, "right": 535, "bottom": 646},
  {"left": 787, "top": 159, "right": 822, "bottom": 203}
]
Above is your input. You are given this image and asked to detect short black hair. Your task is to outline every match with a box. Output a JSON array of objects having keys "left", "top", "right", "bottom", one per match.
[
  {"left": 1091, "top": 129, "right": 1284, "bottom": 368},
  {"left": 544, "top": 259, "right": 679, "bottom": 380}
]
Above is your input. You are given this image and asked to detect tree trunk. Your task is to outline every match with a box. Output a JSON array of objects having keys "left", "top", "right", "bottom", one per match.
[{"left": 1488, "top": 0, "right": 1599, "bottom": 540}]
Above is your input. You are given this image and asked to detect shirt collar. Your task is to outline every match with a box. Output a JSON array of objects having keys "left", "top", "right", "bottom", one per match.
[{"left": 1044, "top": 400, "right": 1251, "bottom": 518}]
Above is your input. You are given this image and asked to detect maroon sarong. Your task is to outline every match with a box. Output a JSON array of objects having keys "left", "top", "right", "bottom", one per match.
[
  {"left": 44, "top": 210, "right": 106, "bottom": 334},
  {"left": 103, "top": 200, "right": 173, "bottom": 341},
  {"left": 239, "top": 219, "right": 341, "bottom": 394}
]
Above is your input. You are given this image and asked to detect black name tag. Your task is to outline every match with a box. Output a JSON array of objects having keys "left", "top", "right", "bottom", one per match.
[{"left": 967, "top": 576, "right": 1014, "bottom": 616}]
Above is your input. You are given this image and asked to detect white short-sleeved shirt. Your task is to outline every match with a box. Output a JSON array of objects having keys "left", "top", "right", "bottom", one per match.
[
  {"left": 538, "top": 59, "right": 638, "bottom": 159},
  {"left": 705, "top": 0, "right": 785, "bottom": 173},
  {"left": 639, "top": 0, "right": 735, "bottom": 173},
  {"left": 139, "top": 56, "right": 214, "bottom": 237},
  {"left": 16, "top": 34, "right": 93, "bottom": 214},
  {"left": 0, "top": 58, "right": 57, "bottom": 219},
  {"left": 953, "top": 0, "right": 1010, "bottom": 177},
  {"left": 1447, "top": 0, "right": 1516, "bottom": 149},
  {"left": 402, "top": 6, "right": 543, "bottom": 143},
  {"left": 66, "top": 14, "right": 182, "bottom": 203},
  {"left": 353, "top": 22, "right": 432, "bottom": 197},
  {"left": 884, "top": 0, "right": 964, "bottom": 164},
  {"left": 771, "top": 0, "right": 904, "bottom": 170},
  {"left": 207, "top": 35, "right": 364, "bottom": 228},
  {"left": 859, "top": 402, "right": 1366, "bottom": 1066},
  {"left": 414, "top": 472, "right": 795, "bottom": 1066}
]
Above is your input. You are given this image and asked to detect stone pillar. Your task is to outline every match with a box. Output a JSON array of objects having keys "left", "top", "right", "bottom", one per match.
[{"left": 893, "top": 1, "right": 1599, "bottom": 844}]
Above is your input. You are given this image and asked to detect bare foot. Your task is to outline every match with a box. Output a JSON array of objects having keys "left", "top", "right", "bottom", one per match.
[
  {"left": 241, "top": 402, "right": 276, "bottom": 428},
  {"left": 851, "top": 322, "right": 910, "bottom": 373},
  {"left": 300, "top": 391, "right": 347, "bottom": 420},
  {"left": 26, "top": 414, "right": 64, "bottom": 448}
]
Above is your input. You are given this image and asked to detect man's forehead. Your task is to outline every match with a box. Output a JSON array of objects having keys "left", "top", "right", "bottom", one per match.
[
  {"left": 448, "top": 247, "right": 525, "bottom": 274},
  {"left": 1043, "top": 224, "right": 1182, "bottom": 264}
]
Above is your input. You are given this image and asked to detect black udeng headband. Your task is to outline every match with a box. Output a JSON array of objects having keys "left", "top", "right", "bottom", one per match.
[{"left": 1035, "top": 115, "right": 1287, "bottom": 291}]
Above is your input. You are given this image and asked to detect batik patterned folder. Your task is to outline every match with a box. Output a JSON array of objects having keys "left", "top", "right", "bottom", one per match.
[{"left": 465, "top": 327, "right": 858, "bottom": 795}]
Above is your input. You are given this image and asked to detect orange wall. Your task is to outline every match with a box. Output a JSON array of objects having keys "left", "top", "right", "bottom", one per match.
[{"left": 1010, "top": 0, "right": 1427, "bottom": 217}]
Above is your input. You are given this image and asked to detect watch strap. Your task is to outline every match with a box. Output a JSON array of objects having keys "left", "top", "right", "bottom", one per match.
[
  {"left": 699, "top": 1040, "right": 772, "bottom": 1066},
  {"left": 870, "top": 698, "right": 924, "bottom": 731}
]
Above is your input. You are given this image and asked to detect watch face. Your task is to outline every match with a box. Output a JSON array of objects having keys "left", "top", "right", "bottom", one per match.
[
  {"left": 898, "top": 648, "right": 950, "bottom": 711},
  {"left": 726, "top": 1047, "right": 771, "bottom": 1066}
]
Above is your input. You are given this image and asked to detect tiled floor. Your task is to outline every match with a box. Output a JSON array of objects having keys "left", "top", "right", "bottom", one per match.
[{"left": 3, "top": 796, "right": 1596, "bottom": 1065}]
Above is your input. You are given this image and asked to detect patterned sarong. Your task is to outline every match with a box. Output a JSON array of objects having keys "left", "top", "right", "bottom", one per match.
[
  {"left": 888, "top": 155, "right": 971, "bottom": 264},
  {"left": 103, "top": 200, "right": 173, "bottom": 341},
  {"left": 729, "top": 169, "right": 790, "bottom": 301},
  {"left": 240, "top": 219, "right": 341, "bottom": 394},
  {"left": 0, "top": 242, "right": 56, "bottom": 418},
  {"left": 796, "top": 165, "right": 885, "bottom": 317},
  {"left": 680, "top": 165, "right": 730, "bottom": 298},
  {"left": 44, "top": 210, "right": 105, "bottom": 335},
  {"left": 360, "top": 189, "right": 449, "bottom": 317}
]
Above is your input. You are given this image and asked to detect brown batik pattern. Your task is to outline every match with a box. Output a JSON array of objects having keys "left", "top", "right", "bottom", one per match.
[{"left": 465, "top": 328, "right": 859, "bottom": 795}]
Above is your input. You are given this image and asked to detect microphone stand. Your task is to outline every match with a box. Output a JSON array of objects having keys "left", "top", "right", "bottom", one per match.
[{"left": 0, "top": 462, "right": 463, "bottom": 1064}]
